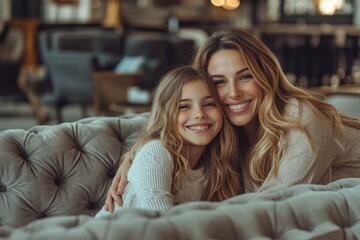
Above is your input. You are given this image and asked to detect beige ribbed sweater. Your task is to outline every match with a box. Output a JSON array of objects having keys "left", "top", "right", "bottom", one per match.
[
  {"left": 244, "top": 98, "right": 360, "bottom": 193},
  {"left": 95, "top": 140, "right": 206, "bottom": 218}
]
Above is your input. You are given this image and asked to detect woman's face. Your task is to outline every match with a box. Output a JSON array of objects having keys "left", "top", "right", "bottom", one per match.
[
  {"left": 176, "top": 79, "right": 223, "bottom": 148},
  {"left": 207, "top": 49, "right": 263, "bottom": 132}
]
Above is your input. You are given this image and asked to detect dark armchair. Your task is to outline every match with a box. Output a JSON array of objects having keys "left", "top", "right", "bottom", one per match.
[
  {"left": 41, "top": 51, "right": 98, "bottom": 123},
  {"left": 37, "top": 29, "right": 122, "bottom": 123}
]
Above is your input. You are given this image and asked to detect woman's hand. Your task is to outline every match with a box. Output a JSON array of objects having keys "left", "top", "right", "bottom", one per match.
[{"left": 104, "top": 154, "right": 132, "bottom": 212}]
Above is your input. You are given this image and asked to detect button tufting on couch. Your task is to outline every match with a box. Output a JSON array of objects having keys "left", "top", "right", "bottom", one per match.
[
  {"left": 0, "top": 113, "right": 149, "bottom": 227},
  {"left": 0, "top": 178, "right": 359, "bottom": 239},
  {"left": 0, "top": 113, "right": 360, "bottom": 239}
]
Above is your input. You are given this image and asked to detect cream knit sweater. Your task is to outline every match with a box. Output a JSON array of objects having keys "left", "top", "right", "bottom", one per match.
[{"left": 95, "top": 140, "right": 206, "bottom": 217}]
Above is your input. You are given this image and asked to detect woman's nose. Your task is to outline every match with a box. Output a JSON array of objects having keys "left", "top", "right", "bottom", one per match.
[{"left": 229, "top": 82, "right": 242, "bottom": 99}]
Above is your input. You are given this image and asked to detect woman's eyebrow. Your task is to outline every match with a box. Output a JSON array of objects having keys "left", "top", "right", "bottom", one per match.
[
  {"left": 210, "top": 67, "right": 249, "bottom": 78},
  {"left": 236, "top": 67, "right": 250, "bottom": 75}
]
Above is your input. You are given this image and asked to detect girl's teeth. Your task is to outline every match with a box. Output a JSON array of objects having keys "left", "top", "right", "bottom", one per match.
[{"left": 189, "top": 125, "right": 209, "bottom": 130}]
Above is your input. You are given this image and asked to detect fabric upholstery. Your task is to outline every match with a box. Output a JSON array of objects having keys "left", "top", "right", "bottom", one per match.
[
  {"left": 0, "top": 113, "right": 149, "bottom": 227},
  {"left": 0, "top": 178, "right": 359, "bottom": 239},
  {"left": 0, "top": 113, "right": 359, "bottom": 239}
]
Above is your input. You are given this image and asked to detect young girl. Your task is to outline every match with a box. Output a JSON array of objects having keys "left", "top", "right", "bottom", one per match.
[
  {"left": 95, "top": 66, "right": 240, "bottom": 216},
  {"left": 105, "top": 29, "right": 360, "bottom": 211}
]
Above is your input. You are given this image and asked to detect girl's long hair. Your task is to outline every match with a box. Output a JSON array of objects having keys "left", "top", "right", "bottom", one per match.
[
  {"left": 128, "top": 66, "right": 241, "bottom": 201},
  {"left": 194, "top": 28, "right": 360, "bottom": 186}
]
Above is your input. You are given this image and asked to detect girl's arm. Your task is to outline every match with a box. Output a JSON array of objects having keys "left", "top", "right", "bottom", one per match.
[
  {"left": 104, "top": 113, "right": 149, "bottom": 212},
  {"left": 105, "top": 143, "right": 174, "bottom": 212},
  {"left": 129, "top": 141, "right": 174, "bottom": 211}
]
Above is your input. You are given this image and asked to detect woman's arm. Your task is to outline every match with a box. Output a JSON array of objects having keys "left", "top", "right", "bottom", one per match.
[{"left": 104, "top": 154, "right": 132, "bottom": 212}]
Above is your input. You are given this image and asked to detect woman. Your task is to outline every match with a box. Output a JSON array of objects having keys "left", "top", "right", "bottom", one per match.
[
  {"left": 105, "top": 28, "right": 360, "bottom": 211},
  {"left": 96, "top": 66, "right": 240, "bottom": 216},
  {"left": 194, "top": 28, "right": 360, "bottom": 193}
]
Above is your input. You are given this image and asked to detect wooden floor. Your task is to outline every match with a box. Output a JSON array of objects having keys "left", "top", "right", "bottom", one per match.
[
  {"left": 0, "top": 100, "right": 96, "bottom": 131},
  {"left": 0, "top": 94, "right": 359, "bottom": 132}
]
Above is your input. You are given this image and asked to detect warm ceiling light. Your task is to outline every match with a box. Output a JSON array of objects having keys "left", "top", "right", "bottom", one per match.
[
  {"left": 222, "top": 0, "right": 240, "bottom": 10},
  {"left": 319, "top": 0, "right": 336, "bottom": 15},
  {"left": 211, "top": 0, "right": 225, "bottom": 7},
  {"left": 332, "top": 0, "right": 344, "bottom": 9}
]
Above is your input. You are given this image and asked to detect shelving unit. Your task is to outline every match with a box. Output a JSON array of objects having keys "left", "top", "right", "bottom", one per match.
[{"left": 255, "top": 24, "right": 360, "bottom": 87}]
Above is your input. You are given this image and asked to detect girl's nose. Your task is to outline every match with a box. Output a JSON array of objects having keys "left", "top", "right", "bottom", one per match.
[{"left": 194, "top": 107, "right": 206, "bottom": 119}]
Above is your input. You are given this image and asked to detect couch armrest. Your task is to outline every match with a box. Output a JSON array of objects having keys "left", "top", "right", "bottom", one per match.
[{"left": 0, "top": 113, "right": 149, "bottom": 227}]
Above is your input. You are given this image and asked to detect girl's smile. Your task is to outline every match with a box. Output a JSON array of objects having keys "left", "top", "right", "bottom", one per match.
[{"left": 177, "top": 79, "right": 222, "bottom": 148}]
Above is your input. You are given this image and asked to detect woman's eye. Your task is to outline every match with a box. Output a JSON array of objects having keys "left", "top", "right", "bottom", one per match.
[{"left": 239, "top": 74, "right": 253, "bottom": 81}]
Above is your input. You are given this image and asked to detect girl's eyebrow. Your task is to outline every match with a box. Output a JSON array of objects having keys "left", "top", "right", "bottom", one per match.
[
  {"left": 180, "top": 96, "right": 213, "bottom": 102},
  {"left": 210, "top": 67, "right": 249, "bottom": 78}
]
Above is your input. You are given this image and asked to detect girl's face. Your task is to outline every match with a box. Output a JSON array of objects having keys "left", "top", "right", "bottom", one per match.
[
  {"left": 177, "top": 79, "right": 223, "bottom": 147},
  {"left": 207, "top": 49, "right": 263, "bottom": 133}
]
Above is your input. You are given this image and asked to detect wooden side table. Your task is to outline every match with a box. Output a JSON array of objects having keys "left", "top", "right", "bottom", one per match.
[
  {"left": 93, "top": 71, "right": 151, "bottom": 115},
  {"left": 9, "top": 18, "right": 39, "bottom": 68}
]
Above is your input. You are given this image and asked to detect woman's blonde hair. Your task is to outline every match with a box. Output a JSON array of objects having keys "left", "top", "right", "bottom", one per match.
[
  {"left": 194, "top": 28, "right": 360, "bottom": 185},
  {"left": 128, "top": 66, "right": 241, "bottom": 201}
]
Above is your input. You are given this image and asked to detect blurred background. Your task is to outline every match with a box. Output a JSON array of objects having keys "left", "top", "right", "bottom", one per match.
[{"left": 0, "top": 0, "right": 359, "bottom": 131}]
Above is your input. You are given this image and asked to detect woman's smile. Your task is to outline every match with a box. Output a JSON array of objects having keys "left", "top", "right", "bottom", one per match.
[
  {"left": 227, "top": 100, "right": 252, "bottom": 113},
  {"left": 207, "top": 49, "right": 263, "bottom": 133}
]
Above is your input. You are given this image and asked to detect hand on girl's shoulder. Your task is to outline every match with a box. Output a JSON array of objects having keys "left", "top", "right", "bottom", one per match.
[{"left": 284, "top": 98, "right": 317, "bottom": 124}]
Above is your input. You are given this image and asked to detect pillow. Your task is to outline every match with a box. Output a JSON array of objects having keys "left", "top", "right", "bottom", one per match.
[{"left": 114, "top": 56, "right": 145, "bottom": 73}]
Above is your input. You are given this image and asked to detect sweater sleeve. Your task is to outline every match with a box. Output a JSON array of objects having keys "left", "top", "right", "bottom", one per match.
[
  {"left": 257, "top": 100, "right": 338, "bottom": 192},
  {"left": 127, "top": 140, "right": 174, "bottom": 212}
]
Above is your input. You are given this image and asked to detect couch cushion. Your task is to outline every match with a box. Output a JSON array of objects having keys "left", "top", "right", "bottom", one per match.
[{"left": 0, "top": 178, "right": 359, "bottom": 239}]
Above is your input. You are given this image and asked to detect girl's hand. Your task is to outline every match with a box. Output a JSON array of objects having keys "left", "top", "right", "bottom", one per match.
[{"left": 104, "top": 154, "right": 132, "bottom": 212}]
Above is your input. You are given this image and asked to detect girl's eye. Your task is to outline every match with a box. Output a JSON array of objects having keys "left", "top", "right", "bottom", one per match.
[
  {"left": 213, "top": 79, "right": 225, "bottom": 86},
  {"left": 179, "top": 104, "right": 190, "bottom": 110},
  {"left": 204, "top": 102, "right": 217, "bottom": 108}
]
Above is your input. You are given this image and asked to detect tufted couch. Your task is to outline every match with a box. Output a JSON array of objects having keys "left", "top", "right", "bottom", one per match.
[{"left": 0, "top": 113, "right": 360, "bottom": 239}]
